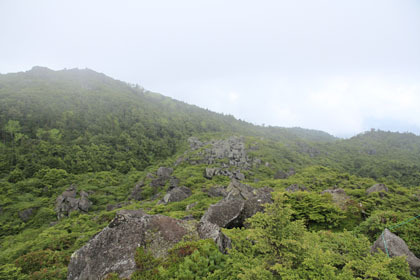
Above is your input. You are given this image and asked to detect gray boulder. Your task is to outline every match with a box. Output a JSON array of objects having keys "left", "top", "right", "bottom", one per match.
[
  {"left": 201, "top": 199, "right": 245, "bottom": 229},
  {"left": 67, "top": 210, "right": 196, "bottom": 280},
  {"left": 159, "top": 186, "right": 192, "bottom": 205},
  {"left": 157, "top": 167, "right": 173, "bottom": 178},
  {"left": 169, "top": 177, "right": 180, "bottom": 190},
  {"left": 206, "top": 186, "right": 228, "bottom": 198},
  {"left": 204, "top": 167, "right": 220, "bottom": 179},
  {"left": 56, "top": 186, "right": 92, "bottom": 219},
  {"left": 367, "top": 183, "right": 389, "bottom": 197},
  {"left": 199, "top": 180, "right": 273, "bottom": 252},
  {"left": 371, "top": 229, "right": 420, "bottom": 277}
]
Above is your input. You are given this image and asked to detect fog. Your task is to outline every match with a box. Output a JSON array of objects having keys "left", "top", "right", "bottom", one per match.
[{"left": 1, "top": 0, "right": 419, "bottom": 137}]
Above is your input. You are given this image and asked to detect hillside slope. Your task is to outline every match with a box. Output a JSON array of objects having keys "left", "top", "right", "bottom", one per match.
[{"left": 0, "top": 67, "right": 420, "bottom": 279}]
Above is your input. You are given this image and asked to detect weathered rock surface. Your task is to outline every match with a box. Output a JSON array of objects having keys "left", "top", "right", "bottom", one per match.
[
  {"left": 159, "top": 186, "right": 192, "bottom": 204},
  {"left": 206, "top": 186, "right": 228, "bottom": 198},
  {"left": 321, "top": 188, "right": 350, "bottom": 209},
  {"left": 67, "top": 210, "right": 196, "bottom": 280},
  {"left": 204, "top": 167, "right": 246, "bottom": 181},
  {"left": 286, "top": 184, "right": 308, "bottom": 192},
  {"left": 371, "top": 229, "right": 420, "bottom": 277},
  {"left": 199, "top": 180, "right": 273, "bottom": 252},
  {"left": 366, "top": 183, "right": 389, "bottom": 196},
  {"left": 19, "top": 207, "right": 36, "bottom": 222},
  {"left": 157, "top": 167, "right": 173, "bottom": 178},
  {"left": 56, "top": 186, "right": 92, "bottom": 219}
]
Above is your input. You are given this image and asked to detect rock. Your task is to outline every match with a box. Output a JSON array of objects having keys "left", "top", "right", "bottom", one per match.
[
  {"left": 169, "top": 177, "right": 180, "bottom": 190},
  {"left": 286, "top": 184, "right": 308, "bottom": 192},
  {"left": 206, "top": 186, "right": 228, "bottom": 198},
  {"left": 287, "top": 168, "right": 296, "bottom": 176},
  {"left": 186, "top": 202, "right": 197, "bottom": 211},
  {"left": 55, "top": 185, "right": 92, "bottom": 219},
  {"left": 321, "top": 188, "right": 350, "bottom": 209},
  {"left": 19, "top": 207, "right": 36, "bottom": 222},
  {"left": 234, "top": 172, "right": 245, "bottom": 181},
  {"left": 197, "top": 220, "right": 231, "bottom": 254},
  {"left": 201, "top": 199, "right": 245, "bottom": 229},
  {"left": 150, "top": 177, "right": 167, "bottom": 188},
  {"left": 130, "top": 181, "right": 145, "bottom": 201},
  {"left": 366, "top": 183, "right": 389, "bottom": 197},
  {"left": 157, "top": 167, "right": 173, "bottom": 178},
  {"left": 199, "top": 181, "right": 273, "bottom": 253},
  {"left": 226, "top": 179, "right": 255, "bottom": 200},
  {"left": 239, "top": 189, "right": 273, "bottom": 225},
  {"left": 204, "top": 167, "right": 220, "bottom": 179},
  {"left": 371, "top": 229, "right": 420, "bottom": 277},
  {"left": 67, "top": 210, "right": 196, "bottom": 280},
  {"left": 274, "top": 170, "right": 289, "bottom": 179},
  {"left": 159, "top": 186, "right": 192, "bottom": 204}
]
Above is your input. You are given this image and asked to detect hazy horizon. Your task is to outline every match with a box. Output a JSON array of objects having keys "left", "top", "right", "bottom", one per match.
[{"left": 1, "top": 0, "right": 419, "bottom": 138}]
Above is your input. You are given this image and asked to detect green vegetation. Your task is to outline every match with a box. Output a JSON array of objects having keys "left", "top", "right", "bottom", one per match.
[{"left": 1, "top": 67, "right": 420, "bottom": 279}]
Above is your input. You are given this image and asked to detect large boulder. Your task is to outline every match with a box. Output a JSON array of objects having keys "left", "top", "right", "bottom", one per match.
[
  {"left": 371, "top": 229, "right": 420, "bottom": 277},
  {"left": 67, "top": 210, "right": 196, "bottom": 280},
  {"left": 206, "top": 186, "right": 228, "bottom": 198},
  {"left": 159, "top": 186, "right": 192, "bottom": 204},
  {"left": 56, "top": 186, "right": 92, "bottom": 219},
  {"left": 204, "top": 167, "right": 220, "bottom": 179},
  {"left": 157, "top": 167, "right": 173, "bottom": 178},
  {"left": 366, "top": 183, "right": 389, "bottom": 197},
  {"left": 199, "top": 180, "right": 273, "bottom": 253}
]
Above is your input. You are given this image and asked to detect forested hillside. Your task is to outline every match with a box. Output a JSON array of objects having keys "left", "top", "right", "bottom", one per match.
[{"left": 1, "top": 67, "right": 420, "bottom": 279}]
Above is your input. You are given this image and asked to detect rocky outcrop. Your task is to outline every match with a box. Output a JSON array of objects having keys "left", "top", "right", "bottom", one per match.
[
  {"left": 285, "top": 184, "right": 308, "bottom": 192},
  {"left": 321, "top": 188, "right": 350, "bottom": 209},
  {"left": 19, "top": 207, "right": 36, "bottom": 222},
  {"left": 159, "top": 186, "right": 192, "bottom": 205},
  {"left": 204, "top": 167, "right": 246, "bottom": 180},
  {"left": 56, "top": 186, "right": 92, "bottom": 219},
  {"left": 67, "top": 210, "right": 197, "bottom": 280},
  {"left": 198, "top": 180, "right": 273, "bottom": 253},
  {"left": 366, "top": 183, "right": 389, "bottom": 197},
  {"left": 371, "top": 229, "right": 420, "bottom": 277}
]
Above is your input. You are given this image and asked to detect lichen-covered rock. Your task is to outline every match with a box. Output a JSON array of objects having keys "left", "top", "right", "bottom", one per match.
[
  {"left": 197, "top": 220, "right": 231, "bottom": 254},
  {"left": 67, "top": 210, "right": 196, "bottom": 280},
  {"left": 371, "top": 229, "right": 420, "bottom": 277},
  {"left": 226, "top": 179, "right": 255, "bottom": 200},
  {"left": 366, "top": 183, "right": 389, "bottom": 197},
  {"left": 206, "top": 186, "right": 228, "bottom": 198},
  {"left": 201, "top": 199, "right": 245, "bottom": 229},
  {"left": 56, "top": 185, "right": 92, "bottom": 219},
  {"left": 321, "top": 188, "right": 350, "bottom": 209},
  {"left": 159, "top": 186, "right": 192, "bottom": 204},
  {"left": 204, "top": 167, "right": 220, "bottom": 179},
  {"left": 286, "top": 184, "right": 308, "bottom": 192},
  {"left": 157, "top": 167, "right": 173, "bottom": 178}
]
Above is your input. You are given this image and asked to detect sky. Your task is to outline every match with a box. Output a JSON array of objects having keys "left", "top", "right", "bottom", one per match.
[{"left": 0, "top": 0, "right": 419, "bottom": 138}]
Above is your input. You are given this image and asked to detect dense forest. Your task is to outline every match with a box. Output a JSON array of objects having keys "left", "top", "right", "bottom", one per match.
[{"left": 1, "top": 67, "right": 420, "bottom": 279}]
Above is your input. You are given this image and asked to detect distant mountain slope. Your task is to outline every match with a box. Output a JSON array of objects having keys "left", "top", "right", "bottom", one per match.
[{"left": 0, "top": 67, "right": 334, "bottom": 178}]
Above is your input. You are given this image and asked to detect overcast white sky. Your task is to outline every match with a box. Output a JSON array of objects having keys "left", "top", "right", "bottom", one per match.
[{"left": 1, "top": 0, "right": 419, "bottom": 137}]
